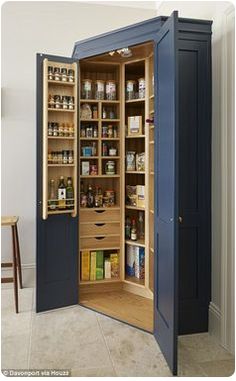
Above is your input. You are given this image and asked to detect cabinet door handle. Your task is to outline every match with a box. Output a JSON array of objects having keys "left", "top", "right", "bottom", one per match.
[
  {"left": 95, "top": 223, "right": 105, "bottom": 227},
  {"left": 95, "top": 236, "right": 105, "bottom": 240},
  {"left": 179, "top": 216, "right": 183, "bottom": 223},
  {"left": 95, "top": 210, "right": 105, "bottom": 214}
]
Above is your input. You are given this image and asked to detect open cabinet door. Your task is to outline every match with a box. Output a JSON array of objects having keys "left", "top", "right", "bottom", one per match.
[
  {"left": 36, "top": 54, "right": 78, "bottom": 312},
  {"left": 154, "top": 11, "right": 179, "bottom": 375}
]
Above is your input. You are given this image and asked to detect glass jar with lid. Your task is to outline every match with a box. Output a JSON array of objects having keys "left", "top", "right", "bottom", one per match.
[
  {"left": 105, "top": 80, "right": 116, "bottom": 100},
  {"left": 54, "top": 67, "right": 61, "bottom": 81},
  {"left": 126, "top": 80, "right": 136, "bottom": 100},
  {"left": 61, "top": 68, "right": 68, "bottom": 82},
  {"left": 54, "top": 95, "right": 61, "bottom": 109},
  {"left": 105, "top": 161, "right": 115, "bottom": 175},
  {"left": 82, "top": 79, "right": 92, "bottom": 99},
  {"left": 138, "top": 78, "right": 145, "bottom": 99},
  {"left": 68, "top": 69, "right": 74, "bottom": 83},
  {"left": 95, "top": 80, "right": 105, "bottom": 100},
  {"left": 48, "top": 66, "right": 54, "bottom": 80}
]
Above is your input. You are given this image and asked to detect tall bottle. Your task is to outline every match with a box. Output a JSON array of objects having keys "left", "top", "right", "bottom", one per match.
[
  {"left": 125, "top": 216, "right": 131, "bottom": 239},
  {"left": 66, "top": 177, "right": 74, "bottom": 209},
  {"left": 131, "top": 218, "right": 137, "bottom": 241},
  {"left": 48, "top": 179, "right": 57, "bottom": 210},
  {"left": 58, "top": 176, "right": 66, "bottom": 210},
  {"left": 87, "top": 184, "right": 94, "bottom": 208},
  {"left": 138, "top": 211, "right": 144, "bottom": 239}
]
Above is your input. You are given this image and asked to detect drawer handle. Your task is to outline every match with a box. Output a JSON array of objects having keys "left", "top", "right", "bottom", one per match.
[
  {"left": 95, "top": 210, "right": 105, "bottom": 214},
  {"left": 95, "top": 236, "right": 105, "bottom": 240},
  {"left": 95, "top": 223, "right": 105, "bottom": 227}
]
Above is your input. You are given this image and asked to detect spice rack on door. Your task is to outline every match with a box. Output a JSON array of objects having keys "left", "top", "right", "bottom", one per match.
[{"left": 42, "top": 58, "right": 78, "bottom": 220}]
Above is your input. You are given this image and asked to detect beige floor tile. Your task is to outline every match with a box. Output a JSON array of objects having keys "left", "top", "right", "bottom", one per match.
[
  {"left": 71, "top": 366, "right": 116, "bottom": 377},
  {"left": 29, "top": 306, "right": 112, "bottom": 370},
  {"left": 97, "top": 313, "right": 171, "bottom": 376},
  {"left": 1, "top": 334, "right": 30, "bottom": 370},
  {"left": 179, "top": 333, "right": 234, "bottom": 363},
  {"left": 198, "top": 359, "right": 235, "bottom": 377}
]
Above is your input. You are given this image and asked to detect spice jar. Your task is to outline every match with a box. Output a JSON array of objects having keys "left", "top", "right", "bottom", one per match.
[
  {"left": 62, "top": 96, "right": 68, "bottom": 109},
  {"left": 53, "top": 123, "right": 59, "bottom": 137},
  {"left": 57, "top": 151, "right": 63, "bottom": 164},
  {"left": 68, "top": 96, "right": 74, "bottom": 110},
  {"left": 68, "top": 69, "right": 74, "bottom": 83},
  {"left": 58, "top": 123, "right": 64, "bottom": 137},
  {"left": 92, "top": 106, "right": 98, "bottom": 119},
  {"left": 126, "top": 80, "right": 136, "bottom": 100},
  {"left": 95, "top": 80, "right": 105, "bottom": 100},
  {"left": 61, "top": 68, "right": 67, "bottom": 82},
  {"left": 54, "top": 95, "right": 61, "bottom": 109},
  {"left": 105, "top": 161, "right": 115, "bottom": 175},
  {"left": 106, "top": 80, "right": 116, "bottom": 100},
  {"left": 63, "top": 123, "right": 69, "bottom": 137},
  {"left": 102, "top": 125, "right": 108, "bottom": 138},
  {"left": 86, "top": 126, "right": 93, "bottom": 138},
  {"left": 63, "top": 150, "right": 68, "bottom": 164},
  {"left": 108, "top": 125, "right": 113, "bottom": 138},
  {"left": 68, "top": 150, "right": 74, "bottom": 164},
  {"left": 48, "top": 94, "right": 55, "bottom": 108},
  {"left": 138, "top": 78, "right": 145, "bottom": 99},
  {"left": 113, "top": 126, "right": 118, "bottom": 138},
  {"left": 48, "top": 66, "right": 54, "bottom": 80},
  {"left": 68, "top": 123, "right": 74, "bottom": 137},
  {"left": 93, "top": 126, "right": 98, "bottom": 138},
  {"left": 48, "top": 151, "right": 52, "bottom": 164},
  {"left": 82, "top": 79, "right": 92, "bottom": 99},
  {"left": 48, "top": 122, "right": 53, "bottom": 136},
  {"left": 54, "top": 67, "right": 61, "bottom": 81}
]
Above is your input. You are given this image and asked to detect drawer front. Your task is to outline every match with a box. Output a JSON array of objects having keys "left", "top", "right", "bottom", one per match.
[
  {"left": 80, "top": 222, "right": 120, "bottom": 237},
  {"left": 80, "top": 235, "right": 120, "bottom": 250},
  {"left": 80, "top": 208, "right": 120, "bottom": 223}
]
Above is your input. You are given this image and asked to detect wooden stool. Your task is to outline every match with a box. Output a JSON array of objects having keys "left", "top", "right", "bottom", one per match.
[{"left": 1, "top": 216, "right": 23, "bottom": 313}]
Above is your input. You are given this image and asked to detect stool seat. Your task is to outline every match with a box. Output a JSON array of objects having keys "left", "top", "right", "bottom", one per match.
[{"left": 1, "top": 216, "right": 19, "bottom": 226}]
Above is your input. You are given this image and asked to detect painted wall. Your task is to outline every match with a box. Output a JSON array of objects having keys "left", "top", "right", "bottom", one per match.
[
  {"left": 1, "top": 1, "right": 156, "bottom": 266},
  {"left": 155, "top": 1, "right": 235, "bottom": 354}
]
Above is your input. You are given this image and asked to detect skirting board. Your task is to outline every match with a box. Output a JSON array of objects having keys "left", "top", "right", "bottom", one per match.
[
  {"left": 1, "top": 263, "right": 35, "bottom": 288},
  {"left": 209, "top": 301, "right": 221, "bottom": 342}
]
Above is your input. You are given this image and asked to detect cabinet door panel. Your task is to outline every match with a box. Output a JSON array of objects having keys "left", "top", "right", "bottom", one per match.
[
  {"left": 154, "top": 11, "right": 179, "bottom": 375},
  {"left": 36, "top": 53, "right": 79, "bottom": 312}
]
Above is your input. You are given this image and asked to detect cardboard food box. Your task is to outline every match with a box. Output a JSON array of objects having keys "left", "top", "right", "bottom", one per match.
[
  {"left": 134, "top": 247, "right": 145, "bottom": 279},
  {"left": 81, "top": 251, "right": 90, "bottom": 281},
  {"left": 104, "top": 259, "right": 111, "bottom": 279},
  {"left": 90, "top": 251, "right": 96, "bottom": 281},
  {"left": 136, "top": 185, "right": 145, "bottom": 208},
  {"left": 82, "top": 161, "right": 90, "bottom": 175},
  {"left": 96, "top": 250, "right": 104, "bottom": 280},
  {"left": 126, "top": 245, "right": 135, "bottom": 276},
  {"left": 110, "top": 253, "right": 119, "bottom": 278},
  {"left": 128, "top": 116, "right": 142, "bottom": 136}
]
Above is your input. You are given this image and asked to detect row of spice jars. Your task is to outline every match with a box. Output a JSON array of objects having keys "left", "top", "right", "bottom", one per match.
[
  {"left": 80, "top": 125, "right": 98, "bottom": 138},
  {"left": 48, "top": 150, "right": 74, "bottom": 165},
  {"left": 126, "top": 78, "right": 145, "bottom": 100},
  {"left": 48, "top": 95, "right": 75, "bottom": 110},
  {"left": 48, "top": 66, "right": 75, "bottom": 83},
  {"left": 81, "top": 79, "right": 117, "bottom": 100},
  {"left": 48, "top": 122, "right": 74, "bottom": 137},
  {"left": 102, "top": 124, "right": 118, "bottom": 138}
]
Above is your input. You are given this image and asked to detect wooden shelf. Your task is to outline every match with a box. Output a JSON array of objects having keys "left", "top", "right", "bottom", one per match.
[
  {"left": 101, "top": 100, "right": 120, "bottom": 104},
  {"left": 48, "top": 108, "right": 75, "bottom": 113},
  {"left": 80, "top": 206, "right": 120, "bottom": 211},
  {"left": 81, "top": 246, "right": 120, "bottom": 251},
  {"left": 125, "top": 135, "right": 145, "bottom": 139},
  {"left": 125, "top": 205, "right": 145, "bottom": 211},
  {"left": 125, "top": 98, "right": 145, "bottom": 104},
  {"left": 101, "top": 138, "right": 120, "bottom": 141},
  {"left": 48, "top": 136, "right": 75, "bottom": 140},
  {"left": 48, "top": 164, "right": 75, "bottom": 167},
  {"left": 80, "top": 99, "right": 99, "bottom": 103},
  {"left": 48, "top": 80, "right": 75, "bottom": 86},
  {"left": 125, "top": 276, "right": 145, "bottom": 287},
  {"left": 80, "top": 119, "right": 99, "bottom": 122},
  {"left": 101, "top": 156, "right": 120, "bottom": 159},
  {"left": 80, "top": 156, "right": 99, "bottom": 159},
  {"left": 101, "top": 119, "right": 120, "bottom": 122},
  {"left": 48, "top": 209, "right": 75, "bottom": 215},
  {"left": 80, "top": 99, "right": 120, "bottom": 104},
  {"left": 125, "top": 171, "right": 145, "bottom": 174},
  {"left": 80, "top": 175, "right": 120, "bottom": 178},
  {"left": 125, "top": 239, "right": 145, "bottom": 248},
  {"left": 80, "top": 137, "right": 99, "bottom": 140},
  {"left": 80, "top": 278, "right": 120, "bottom": 285}
]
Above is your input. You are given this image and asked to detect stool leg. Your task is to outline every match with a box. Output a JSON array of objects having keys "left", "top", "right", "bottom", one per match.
[
  {"left": 15, "top": 224, "right": 23, "bottom": 289},
  {"left": 12, "top": 226, "right": 19, "bottom": 313}
]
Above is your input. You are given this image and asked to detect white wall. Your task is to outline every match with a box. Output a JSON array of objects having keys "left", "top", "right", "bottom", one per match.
[
  {"left": 1, "top": 1, "right": 156, "bottom": 266},
  {"left": 155, "top": 1, "right": 235, "bottom": 354}
]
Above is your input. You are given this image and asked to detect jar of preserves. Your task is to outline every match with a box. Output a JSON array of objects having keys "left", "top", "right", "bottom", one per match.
[
  {"left": 105, "top": 80, "right": 116, "bottom": 100},
  {"left": 61, "top": 68, "right": 67, "bottom": 82},
  {"left": 68, "top": 69, "right": 74, "bottom": 83},
  {"left": 138, "top": 78, "right": 145, "bottom": 99},
  {"left": 109, "top": 147, "right": 117, "bottom": 156},
  {"left": 48, "top": 66, "right": 54, "bottom": 80},
  {"left": 126, "top": 80, "right": 136, "bottom": 100},
  {"left": 54, "top": 67, "right": 61, "bottom": 81},
  {"left": 95, "top": 80, "right": 105, "bottom": 99},
  {"left": 54, "top": 95, "right": 61, "bottom": 109},
  {"left": 82, "top": 79, "right": 92, "bottom": 99},
  {"left": 105, "top": 161, "right": 115, "bottom": 175}
]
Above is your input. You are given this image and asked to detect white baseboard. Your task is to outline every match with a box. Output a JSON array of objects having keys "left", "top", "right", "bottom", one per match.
[
  {"left": 209, "top": 302, "right": 222, "bottom": 342},
  {"left": 1, "top": 263, "right": 35, "bottom": 288}
]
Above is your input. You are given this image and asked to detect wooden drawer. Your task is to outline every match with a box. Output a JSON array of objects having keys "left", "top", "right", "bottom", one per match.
[
  {"left": 80, "top": 222, "right": 120, "bottom": 237},
  {"left": 80, "top": 208, "right": 120, "bottom": 223},
  {"left": 80, "top": 235, "right": 120, "bottom": 250}
]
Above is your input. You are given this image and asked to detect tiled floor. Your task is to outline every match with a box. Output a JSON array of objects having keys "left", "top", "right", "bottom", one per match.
[{"left": 1, "top": 285, "right": 235, "bottom": 377}]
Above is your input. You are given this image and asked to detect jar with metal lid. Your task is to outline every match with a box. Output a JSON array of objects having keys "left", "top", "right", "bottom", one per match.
[
  {"left": 86, "top": 126, "right": 93, "bottom": 138},
  {"left": 126, "top": 80, "right": 136, "bottom": 100},
  {"left": 48, "top": 122, "right": 53, "bottom": 136},
  {"left": 68, "top": 123, "right": 74, "bottom": 137},
  {"left": 105, "top": 80, "right": 116, "bottom": 100},
  {"left": 93, "top": 125, "right": 98, "bottom": 138},
  {"left": 48, "top": 66, "right": 54, "bottom": 80},
  {"left": 53, "top": 151, "right": 58, "bottom": 164},
  {"left": 82, "top": 79, "right": 92, "bottom": 99},
  {"left": 53, "top": 123, "right": 59, "bottom": 137},
  {"left": 68, "top": 96, "right": 74, "bottom": 110},
  {"left": 95, "top": 80, "right": 105, "bottom": 100},
  {"left": 108, "top": 125, "right": 113, "bottom": 138},
  {"left": 62, "top": 96, "right": 68, "bottom": 109},
  {"left": 63, "top": 124, "right": 69, "bottom": 137},
  {"left": 138, "top": 78, "right": 145, "bottom": 99},
  {"left": 58, "top": 123, "right": 64, "bottom": 137},
  {"left": 68, "top": 150, "right": 74, "bottom": 164},
  {"left": 57, "top": 151, "right": 63, "bottom": 164},
  {"left": 62, "top": 150, "right": 68, "bottom": 164},
  {"left": 48, "top": 151, "right": 52, "bottom": 164},
  {"left": 113, "top": 126, "right": 118, "bottom": 138},
  {"left": 105, "top": 161, "right": 115, "bottom": 175},
  {"left": 54, "top": 67, "right": 61, "bottom": 81},
  {"left": 109, "top": 147, "right": 117, "bottom": 156},
  {"left": 61, "top": 68, "right": 68, "bottom": 82},
  {"left": 54, "top": 95, "right": 61, "bottom": 109},
  {"left": 68, "top": 69, "right": 74, "bottom": 83},
  {"left": 48, "top": 94, "right": 55, "bottom": 108},
  {"left": 104, "top": 190, "right": 115, "bottom": 207}
]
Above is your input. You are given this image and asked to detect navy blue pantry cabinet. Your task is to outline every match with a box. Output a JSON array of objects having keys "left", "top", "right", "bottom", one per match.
[{"left": 36, "top": 12, "right": 212, "bottom": 375}]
